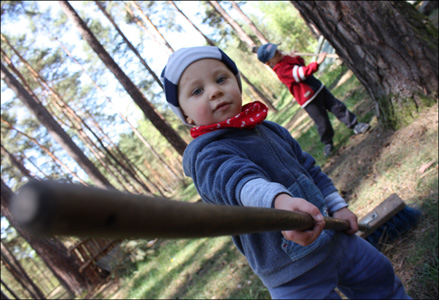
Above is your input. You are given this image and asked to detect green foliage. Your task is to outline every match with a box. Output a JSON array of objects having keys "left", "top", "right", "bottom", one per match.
[
  {"left": 200, "top": 1, "right": 232, "bottom": 47},
  {"left": 251, "top": 1, "right": 317, "bottom": 53},
  {"left": 0, "top": 1, "right": 23, "bottom": 21}
]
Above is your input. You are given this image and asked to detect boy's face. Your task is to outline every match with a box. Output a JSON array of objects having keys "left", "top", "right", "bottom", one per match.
[
  {"left": 266, "top": 50, "right": 282, "bottom": 68},
  {"left": 178, "top": 59, "right": 242, "bottom": 126}
]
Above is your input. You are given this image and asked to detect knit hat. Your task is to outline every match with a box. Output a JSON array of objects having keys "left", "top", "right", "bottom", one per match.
[
  {"left": 257, "top": 43, "right": 280, "bottom": 63},
  {"left": 161, "top": 46, "right": 242, "bottom": 125}
]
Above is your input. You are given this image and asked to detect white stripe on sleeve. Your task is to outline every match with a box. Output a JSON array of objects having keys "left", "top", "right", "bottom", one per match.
[
  {"left": 298, "top": 66, "right": 306, "bottom": 81},
  {"left": 292, "top": 65, "right": 301, "bottom": 82}
]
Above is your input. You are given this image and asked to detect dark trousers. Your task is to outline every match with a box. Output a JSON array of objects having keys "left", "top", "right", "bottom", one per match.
[{"left": 303, "top": 87, "right": 357, "bottom": 145}]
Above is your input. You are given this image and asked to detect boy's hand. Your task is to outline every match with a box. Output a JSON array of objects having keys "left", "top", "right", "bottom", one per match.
[
  {"left": 290, "top": 49, "right": 296, "bottom": 56},
  {"left": 273, "top": 193, "right": 325, "bottom": 246},
  {"left": 317, "top": 52, "right": 327, "bottom": 64},
  {"left": 332, "top": 207, "right": 358, "bottom": 235}
]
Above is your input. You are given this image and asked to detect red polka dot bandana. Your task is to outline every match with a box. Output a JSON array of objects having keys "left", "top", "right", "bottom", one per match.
[{"left": 190, "top": 101, "right": 268, "bottom": 138}]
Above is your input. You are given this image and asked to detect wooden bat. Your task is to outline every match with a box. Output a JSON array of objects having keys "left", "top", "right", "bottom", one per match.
[{"left": 11, "top": 181, "right": 368, "bottom": 239}]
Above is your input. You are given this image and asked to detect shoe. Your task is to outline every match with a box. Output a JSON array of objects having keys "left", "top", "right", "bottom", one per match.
[
  {"left": 353, "top": 123, "right": 370, "bottom": 135},
  {"left": 324, "top": 144, "right": 334, "bottom": 157}
]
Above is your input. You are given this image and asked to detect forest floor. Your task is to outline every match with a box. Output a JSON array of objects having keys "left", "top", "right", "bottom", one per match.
[
  {"left": 320, "top": 99, "right": 438, "bottom": 299},
  {"left": 86, "top": 74, "right": 438, "bottom": 300}
]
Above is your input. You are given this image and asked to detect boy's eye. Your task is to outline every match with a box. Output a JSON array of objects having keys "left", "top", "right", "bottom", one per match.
[
  {"left": 192, "top": 87, "right": 203, "bottom": 96},
  {"left": 217, "top": 76, "right": 227, "bottom": 84}
]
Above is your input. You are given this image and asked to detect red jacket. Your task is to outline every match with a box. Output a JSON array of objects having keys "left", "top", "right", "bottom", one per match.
[{"left": 273, "top": 55, "right": 324, "bottom": 107}]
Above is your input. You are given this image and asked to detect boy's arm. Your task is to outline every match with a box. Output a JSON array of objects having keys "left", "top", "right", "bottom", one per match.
[
  {"left": 277, "top": 52, "right": 327, "bottom": 84},
  {"left": 274, "top": 193, "right": 325, "bottom": 246},
  {"left": 264, "top": 122, "right": 358, "bottom": 233},
  {"left": 332, "top": 207, "right": 359, "bottom": 235}
]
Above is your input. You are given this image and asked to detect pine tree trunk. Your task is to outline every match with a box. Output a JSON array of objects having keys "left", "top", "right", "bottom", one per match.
[
  {"left": 128, "top": 1, "right": 175, "bottom": 54},
  {"left": 2, "top": 41, "right": 118, "bottom": 185},
  {"left": 230, "top": 1, "right": 269, "bottom": 45},
  {"left": 168, "top": 1, "right": 216, "bottom": 45},
  {"left": 1, "top": 278, "right": 19, "bottom": 300},
  {"left": 240, "top": 73, "right": 277, "bottom": 112},
  {"left": 5, "top": 23, "right": 160, "bottom": 192},
  {"left": 1, "top": 179, "right": 88, "bottom": 297},
  {"left": 1, "top": 241, "right": 45, "bottom": 299},
  {"left": 1, "top": 64, "right": 112, "bottom": 188},
  {"left": 208, "top": 1, "right": 256, "bottom": 49},
  {"left": 55, "top": 36, "right": 183, "bottom": 182},
  {"left": 291, "top": 1, "right": 438, "bottom": 129},
  {"left": 94, "top": 1, "right": 164, "bottom": 90},
  {"left": 58, "top": 1, "right": 187, "bottom": 156},
  {"left": 123, "top": 2, "right": 170, "bottom": 54},
  {"left": 1, "top": 145, "right": 34, "bottom": 179}
]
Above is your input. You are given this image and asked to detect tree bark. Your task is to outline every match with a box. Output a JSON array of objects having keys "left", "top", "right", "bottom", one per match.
[
  {"left": 1, "top": 179, "right": 88, "bottom": 297},
  {"left": 1, "top": 145, "right": 34, "bottom": 179},
  {"left": 123, "top": 1, "right": 169, "bottom": 53},
  {"left": 208, "top": 1, "right": 256, "bottom": 49},
  {"left": 55, "top": 36, "right": 183, "bottom": 182},
  {"left": 94, "top": 1, "right": 164, "bottom": 90},
  {"left": 230, "top": 1, "right": 269, "bottom": 45},
  {"left": 1, "top": 241, "right": 45, "bottom": 299},
  {"left": 128, "top": 1, "right": 175, "bottom": 54},
  {"left": 1, "top": 117, "right": 89, "bottom": 186},
  {"left": 291, "top": 1, "right": 438, "bottom": 129},
  {"left": 58, "top": 1, "right": 187, "bottom": 156},
  {"left": 1, "top": 63, "right": 112, "bottom": 188},
  {"left": 168, "top": 1, "right": 216, "bottom": 45},
  {"left": 1, "top": 278, "right": 19, "bottom": 300}
]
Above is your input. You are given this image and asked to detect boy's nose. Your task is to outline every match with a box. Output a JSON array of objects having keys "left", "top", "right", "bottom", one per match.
[{"left": 208, "top": 85, "right": 223, "bottom": 100}]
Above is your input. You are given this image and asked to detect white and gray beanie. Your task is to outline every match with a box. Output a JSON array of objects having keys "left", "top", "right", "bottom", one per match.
[{"left": 161, "top": 46, "right": 242, "bottom": 125}]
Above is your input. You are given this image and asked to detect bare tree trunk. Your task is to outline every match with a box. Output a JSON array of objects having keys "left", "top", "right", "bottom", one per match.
[
  {"left": 291, "top": 1, "right": 438, "bottom": 129},
  {"left": 230, "top": 1, "right": 269, "bottom": 45},
  {"left": 82, "top": 113, "right": 155, "bottom": 193},
  {"left": 1, "top": 241, "right": 45, "bottom": 299},
  {"left": 1, "top": 65, "right": 111, "bottom": 187},
  {"left": 83, "top": 112, "right": 170, "bottom": 192},
  {"left": 1, "top": 118, "right": 89, "bottom": 186},
  {"left": 208, "top": 1, "right": 256, "bottom": 49},
  {"left": 54, "top": 36, "right": 183, "bottom": 182},
  {"left": 58, "top": 1, "right": 187, "bottom": 156},
  {"left": 2, "top": 35, "right": 143, "bottom": 192},
  {"left": 1, "top": 145, "right": 34, "bottom": 179},
  {"left": 1, "top": 179, "right": 88, "bottom": 297},
  {"left": 239, "top": 73, "right": 277, "bottom": 112},
  {"left": 1, "top": 278, "right": 19, "bottom": 300},
  {"left": 123, "top": 1, "right": 170, "bottom": 54},
  {"left": 25, "top": 155, "right": 58, "bottom": 181},
  {"left": 128, "top": 1, "right": 175, "bottom": 54},
  {"left": 2, "top": 44, "right": 113, "bottom": 187},
  {"left": 94, "top": 1, "right": 164, "bottom": 90},
  {"left": 168, "top": 1, "right": 216, "bottom": 45}
]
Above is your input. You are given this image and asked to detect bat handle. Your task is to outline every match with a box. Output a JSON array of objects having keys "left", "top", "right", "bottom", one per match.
[{"left": 324, "top": 216, "right": 369, "bottom": 232}]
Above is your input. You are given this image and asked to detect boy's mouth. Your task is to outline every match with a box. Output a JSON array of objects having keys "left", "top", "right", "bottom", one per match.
[{"left": 214, "top": 102, "right": 230, "bottom": 112}]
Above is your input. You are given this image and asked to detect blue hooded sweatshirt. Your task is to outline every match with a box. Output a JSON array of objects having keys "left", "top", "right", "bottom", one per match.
[{"left": 183, "top": 120, "right": 344, "bottom": 288}]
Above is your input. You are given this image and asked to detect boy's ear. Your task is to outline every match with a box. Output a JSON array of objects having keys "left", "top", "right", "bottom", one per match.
[{"left": 186, "top": 117, "right": 195, "bottom": 125}]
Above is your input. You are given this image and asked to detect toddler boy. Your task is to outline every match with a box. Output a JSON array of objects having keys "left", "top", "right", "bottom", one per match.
[{"left": 161, "top": 46, "right": 409, "bottom": 299}]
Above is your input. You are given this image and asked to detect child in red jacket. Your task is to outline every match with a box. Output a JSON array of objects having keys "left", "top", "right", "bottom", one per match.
[{"left": 257, "top": 43, "right": 370, "bottom": 156}]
